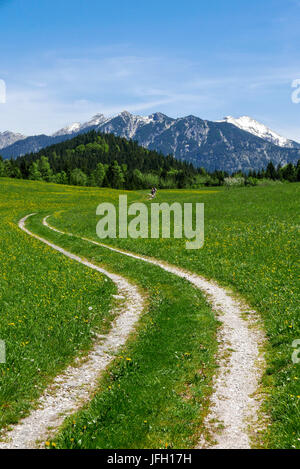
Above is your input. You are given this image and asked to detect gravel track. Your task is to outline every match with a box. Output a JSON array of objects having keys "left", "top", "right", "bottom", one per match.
[
  {"left": 43, "top": 215, "right": 266, "bottom": 449},
  {"left": 0, "top": 214, "right": 146, "bottom": 449},
  {"left": 0, "top": 213, "right": 266, "bottom": 449}
]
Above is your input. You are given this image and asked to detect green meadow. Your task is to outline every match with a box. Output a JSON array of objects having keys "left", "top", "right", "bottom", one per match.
[{"left": 0, "top": 178, "right": 299, "bottom": 448}]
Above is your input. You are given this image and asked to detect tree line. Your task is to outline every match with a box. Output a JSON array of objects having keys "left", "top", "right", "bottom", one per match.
[{"left": 0, "top": 131, "right": 300, "bottom": 189}]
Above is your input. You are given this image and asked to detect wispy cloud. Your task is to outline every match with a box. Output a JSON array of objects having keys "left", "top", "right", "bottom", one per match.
[{"left": 0, "top": 46, "right": 300, "bottom": 139}]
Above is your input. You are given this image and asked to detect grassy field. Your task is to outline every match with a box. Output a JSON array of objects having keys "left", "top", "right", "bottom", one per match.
[
  {"left": 0, "top": 178, "right": 218, "bottom": 448},
  {"left": 0, "top": 178, "right": 299, "bottom": 448},
  {"left": 0, "top": 180, "right": 116, "bottom": 430}
]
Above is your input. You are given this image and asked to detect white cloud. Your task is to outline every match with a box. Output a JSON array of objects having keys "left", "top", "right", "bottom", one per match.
[{"left": 0, "top": 47, "right": 300, "bottom": 139}]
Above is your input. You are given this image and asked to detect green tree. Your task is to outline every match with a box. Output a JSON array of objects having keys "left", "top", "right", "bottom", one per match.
[
  {"left": 94, "top": 162, "right": 106, "bottom": 187},
  {"left": 70, "top": 168, "right": 88, "bottom": 186},
  {"left": 131, "top": 169, "right": 144, "bottom": 189},
  {"left": 106, "top": 160, "right": 125, "bottom": 189},
  {"left": 266, "top": 161, "right": 277, "bottom": 180},
  {"left": 3, "top": 160, "right": 22, "bottom": 178},
  {"left": 75, "top": 144, "right": 86, "bottom": 153},
  {"left": 28, "top": 162, "right": 42, "bottom": 181},
  {"left": 0, "top": 156, "right": 4, "bottom": 177},
  {"left": 55, "top": 171, "right": 68, "bottom": 185},
  {"left": 282, "top": 163, "right": 296, "bottom": 182},
  {"left": 296, "top": 160, "right": 300, "bottom": 182},
  {"left": 38, "top": 156, "right": 53, "bottom": 182}
]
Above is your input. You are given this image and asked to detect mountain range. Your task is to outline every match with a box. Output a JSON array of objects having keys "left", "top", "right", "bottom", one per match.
[{"left": 1, "top": 111, "right": 300, "bottom": 173}]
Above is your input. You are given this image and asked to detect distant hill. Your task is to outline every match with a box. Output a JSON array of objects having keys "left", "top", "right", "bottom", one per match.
[{"left": 14, "top": 130, "right": 199, "bottom": 185}]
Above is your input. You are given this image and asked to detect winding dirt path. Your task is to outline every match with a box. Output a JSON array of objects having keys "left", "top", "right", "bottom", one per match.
[
  {"left": 0, "top": 214, "right": 146, "bottom": 449},
  {"left": 42, "top": 215, "right": 266, "bottom": 449},
  {"left": 1, "top": 214, "right": 266, "bottom": 449}
]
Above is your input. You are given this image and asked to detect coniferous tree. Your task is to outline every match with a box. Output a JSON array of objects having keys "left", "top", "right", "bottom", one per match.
[
  {"left": 266, "top": 161, "right": 277, "bottom": 180},
  {"left": 282, "top": 163, "right": 296, "bottom": 182},
  {"left": 105, "top": 160, "right": 125, "bottom": 189},
  {"left": 0, "top": 156, "right": 4, "bottom": 177},
  {"left": 296, "top": 160, "right": 300, "bottom": 182}
]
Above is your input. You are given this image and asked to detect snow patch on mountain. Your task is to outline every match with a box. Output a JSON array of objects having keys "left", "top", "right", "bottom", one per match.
[
  {"left": 80, "top": 113, "right": 108, "bottom": 129},
  {"left": 52, "top": 122, "right": 81, "bottom": 137},
  {"left": 53, "top": 114, "right": 108, "bottom": 137},
  {"left": 222, "top": 116, "right": 297, "bottom": 148},
  {"left": 116, "top": 111, "right": 155, "bottom": 138}
]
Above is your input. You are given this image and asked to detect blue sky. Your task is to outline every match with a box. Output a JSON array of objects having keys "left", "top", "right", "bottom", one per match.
[{"left": 0, "top": 0, "right": 300, "bottom": 140}]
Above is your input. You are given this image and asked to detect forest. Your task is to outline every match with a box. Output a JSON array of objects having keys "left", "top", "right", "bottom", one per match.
[{"left": 1, "top": 130, "right": 300, "bottom": 189}]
